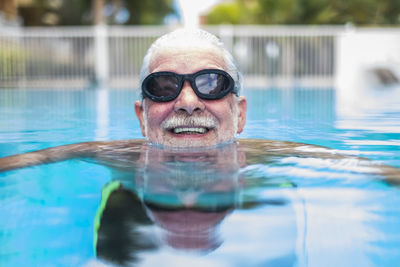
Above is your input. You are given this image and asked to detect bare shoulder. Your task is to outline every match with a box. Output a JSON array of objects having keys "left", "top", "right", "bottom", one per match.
[
  {"left": 237, "top": 138, "right": 400, "bottom": 185},
  {"left": 238, "top": 138, "right": 344, "bottom": 157},
  {"left": 0, "top": 139, "right": 146, "bottom": 172}
]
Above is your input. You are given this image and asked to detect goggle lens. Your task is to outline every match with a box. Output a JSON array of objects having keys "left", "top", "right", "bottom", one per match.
[
  {"left": 142, "top": 69, "right": 235, "bottom": 102},
  {"left": 146, "top": 75, "right": 179, "bottom": 98},
  {"left": 195, "top": 73, "right": 230, "bottom": 95}
]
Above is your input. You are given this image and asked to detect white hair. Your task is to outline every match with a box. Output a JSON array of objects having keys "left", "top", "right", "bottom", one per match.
[{"left": 139, "top": 28, "right": 243, "bottom": 96}]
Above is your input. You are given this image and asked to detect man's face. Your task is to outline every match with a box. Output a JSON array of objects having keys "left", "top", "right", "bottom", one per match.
[{"left": 135, "top": 48, "right": 247, "bottom": 148}]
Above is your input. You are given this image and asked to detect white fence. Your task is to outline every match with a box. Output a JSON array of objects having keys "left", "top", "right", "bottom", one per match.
[{"left": 0, "top": 25, "right": 345, "bottom": 89}]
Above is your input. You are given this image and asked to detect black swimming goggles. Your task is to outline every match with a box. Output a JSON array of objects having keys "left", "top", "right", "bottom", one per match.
[{"left": 141, "top": 69, "right": 237, "bottom": 102}]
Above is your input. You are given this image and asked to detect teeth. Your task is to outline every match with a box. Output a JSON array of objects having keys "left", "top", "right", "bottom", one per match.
[{"left": 173, "top": 127, "right": 207, "bottom": 134}]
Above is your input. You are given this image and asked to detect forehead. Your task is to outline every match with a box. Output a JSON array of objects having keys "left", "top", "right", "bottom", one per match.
[{"left": 149, "top": 47, "right": 226, "bottom": 74}]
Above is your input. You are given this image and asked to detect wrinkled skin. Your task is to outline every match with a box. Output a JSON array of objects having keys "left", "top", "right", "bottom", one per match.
[{"left": 134, "top": 48, "right": 247, "bottom": 148}]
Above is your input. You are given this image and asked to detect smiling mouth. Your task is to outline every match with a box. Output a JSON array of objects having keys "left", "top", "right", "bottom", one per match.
[{"left": 170, "top": 127, "right": 210, "bottom": 134}]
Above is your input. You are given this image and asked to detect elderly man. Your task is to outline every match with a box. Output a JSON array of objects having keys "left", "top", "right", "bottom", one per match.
[
  {"left": 0, "top": 28, "right": 247, "bottom": 171},
  {"left": 0, "top": 28, "right": 399, "bottom": 186},
  {"left": 134, "top": 28, "right": 247, "bottom": 148}
]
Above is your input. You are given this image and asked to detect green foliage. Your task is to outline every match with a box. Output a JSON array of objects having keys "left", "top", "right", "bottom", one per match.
[
  {"left": 206, "top": 0, "right": 400, "bottom": 25},
  {"left": 58, "top": 0, "right": 92, "bottom": 25},
  {"left": 255, "top": 0, "right": 302, "bottom": 24},
  {"left": 125, "top": 0, "right": 175, "bottom": 25},
  {"left": 20, "top": 0, "right": 176, "bottom": 26},
  {"left": 206, "top": 3, "right": 243, "bottom": 24},
  {"left": 0, "top": 44, "right": 27, "bottom": 78}
]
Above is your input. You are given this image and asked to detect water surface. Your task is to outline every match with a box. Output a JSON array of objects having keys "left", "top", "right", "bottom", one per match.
[{"left": 0, "top": 88, "right": 399, "bottom": 266}]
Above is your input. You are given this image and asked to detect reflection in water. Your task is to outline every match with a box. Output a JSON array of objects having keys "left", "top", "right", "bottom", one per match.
[
  {"left": 94, "top": 182, "right": 156, "bottom": 265},
  {"left": 94, "top": 143, "right": 249, "bottom": 265},
  {"left": 93, "top": 141, "right": 302, "bottom": 266},
  {"left": 1, "top": 138, "right": 399, "bottom": 266},
  {"left": 89, "top": 139, "right": 400, "bottom": 266},
  {"left": 1, "top": 87, "right": 400, "bottom": 266}
]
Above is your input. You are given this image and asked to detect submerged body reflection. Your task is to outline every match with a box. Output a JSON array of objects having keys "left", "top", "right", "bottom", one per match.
[
  {"left": 90, "top": 139, "right": 400, "bottom": 266},
  {"left": 95, "top": 142, "right": 249, "bottom": 264},
  {"left": 1, "top": 139, "right": 398, "bottom": 266}
]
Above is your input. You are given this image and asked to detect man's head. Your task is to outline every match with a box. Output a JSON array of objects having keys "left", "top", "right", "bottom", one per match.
[{"left": 135, "top": 28, "right": 247, "bottom": 148}]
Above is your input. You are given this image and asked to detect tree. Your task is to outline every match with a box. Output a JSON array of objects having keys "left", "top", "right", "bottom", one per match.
[
  {"left": 14, "top": 0, "right": 176, "bottom": 26},
  {"left": 124, "top": 0, "right": 175, "bottom": 25},
  {"left": 205, "top": 0, "right": 400, "bottom": 25},
  {"left": 69, "top": 0, "right": 177, "bottom": 25},
  {"left": 0, "top": 0, "right": 18, "bottom": 22}
]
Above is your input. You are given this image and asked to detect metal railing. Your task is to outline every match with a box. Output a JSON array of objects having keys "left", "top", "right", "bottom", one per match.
[{"left": 0, "top": 25, "right": 344, "bottom": 89}]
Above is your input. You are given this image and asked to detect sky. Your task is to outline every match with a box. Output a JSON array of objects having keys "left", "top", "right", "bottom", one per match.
[{"left": 176, "top": 0, "right": 221, "bottom": 27}]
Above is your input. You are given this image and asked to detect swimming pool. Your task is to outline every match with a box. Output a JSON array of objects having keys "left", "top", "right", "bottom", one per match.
[{"left": 0, "top": 87, "right": 399, "bottom": 266}]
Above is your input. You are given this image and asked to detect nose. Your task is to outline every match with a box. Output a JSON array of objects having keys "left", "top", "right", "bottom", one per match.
[{"left": 174, "top": 81, "right": 205, "bottom": 115}]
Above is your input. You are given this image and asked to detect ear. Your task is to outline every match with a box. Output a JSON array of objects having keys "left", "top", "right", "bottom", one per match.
[
  {"left": 134, "top": 100, "right": 147, "bottom": 137},
  {"left": 236, "top": 96, "right": 247, "bottom": 134}
]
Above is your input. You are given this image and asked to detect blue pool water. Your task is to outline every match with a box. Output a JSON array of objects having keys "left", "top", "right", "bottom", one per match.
[{"left": 0, "top": 88, "right": 399, "bottom": 266}]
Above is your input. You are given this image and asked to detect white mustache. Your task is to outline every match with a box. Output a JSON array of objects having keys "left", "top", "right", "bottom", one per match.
[{"left": 161, "top": 114, "right": 219, "bottom": 130}]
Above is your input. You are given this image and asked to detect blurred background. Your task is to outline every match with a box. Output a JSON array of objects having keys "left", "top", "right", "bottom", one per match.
[
  {"left": 0, "top": 0, "right": 400, "bottom": 149},
  {"left": 1, "top": 0, "right": 399, "bottom": 27},
  {"left": 1, "top": 0, "right": 399, "bottom": 90}
]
